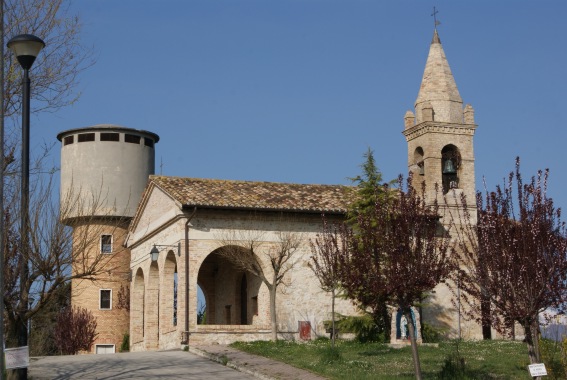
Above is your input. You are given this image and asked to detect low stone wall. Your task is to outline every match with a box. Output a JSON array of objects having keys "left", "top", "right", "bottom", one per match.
[{"left": 190, "top": 325, "right": 272, "bottom": 345}]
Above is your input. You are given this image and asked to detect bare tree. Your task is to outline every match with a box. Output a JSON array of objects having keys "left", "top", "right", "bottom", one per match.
[
  {"left": 309, "top": 215, "right": 344, "bottom": 348},
  {"left": 2, "top": 172, "right": 130, "bottom": 356},
  {"left": 339, "top": 175, "right": 453, "bottom": 380},
  {"left": 53, "top": 306, "right": 98, "bottom": 355},
  {"left": 217, "top": 216, "right": 303, "bottom": 341},
  {"left": 4, "top": 0, "right": 93, "bottom": 122},
  {"left": 447, "top": 158, "right": 567, "bottom": 367},
  {"left": 116, "top": 284, "right": 130, "bottom": 312}
]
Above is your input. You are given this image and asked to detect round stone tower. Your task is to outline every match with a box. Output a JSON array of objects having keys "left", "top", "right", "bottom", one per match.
[{"left": 57, "top": 124, "right": 159, "bottom": 354}]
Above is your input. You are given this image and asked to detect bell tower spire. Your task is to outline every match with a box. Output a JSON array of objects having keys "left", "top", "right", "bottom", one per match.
[
  {"left": 414, "top": 29, "right": 463, "bottom": 124},
  {"left": 403, "top": 27, "right": 477, "bottom": 207}
]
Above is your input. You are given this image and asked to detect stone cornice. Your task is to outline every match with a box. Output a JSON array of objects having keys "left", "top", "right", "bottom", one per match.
[{"left": 403, "top": 121, "right": 477, "bottom": 142}]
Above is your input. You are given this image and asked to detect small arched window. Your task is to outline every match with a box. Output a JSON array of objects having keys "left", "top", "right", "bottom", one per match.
[{"left": 414, "top": 147, "right": 425, "bottom": 175}]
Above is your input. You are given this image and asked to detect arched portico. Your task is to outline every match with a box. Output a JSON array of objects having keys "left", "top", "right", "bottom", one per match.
[
  {"left": 197, "top": 247, "right": 263, "bottom": 326},
  {"left": 132, "top": 268, "right": 145, "bottom": 345},
  {"left": 145, "top": 262, "right": 159, "bottom": 350},
  {"left": 161, "top": 251, "right": 178, "bottom": 332}
]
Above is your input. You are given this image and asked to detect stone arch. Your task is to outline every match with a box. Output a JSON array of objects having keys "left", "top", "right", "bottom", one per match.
[
  {"left": 145, "top": 261, "right": 160, "bottom": 350},
  {"left": 161, "top": 250, "right": 178, "bottom": 333},
  {"left": 132, "top": 267, "right": 145, "bottom": 345},
  {"left": 196, "top": 246, "right": 263, "bottom": 325},
  {"left": 413, "top": 147, "right": 425, "bottom": 175},
  {"left": 441, "top": 144, "right": 461, "bottom": 194}
]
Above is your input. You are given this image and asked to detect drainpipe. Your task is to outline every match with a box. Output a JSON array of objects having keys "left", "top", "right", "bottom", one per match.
[{"left": 182, "top": 207, "right": 197, "bottom": 345}]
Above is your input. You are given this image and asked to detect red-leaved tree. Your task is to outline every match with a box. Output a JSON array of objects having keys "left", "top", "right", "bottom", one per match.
[
  {"left": 448, "top": 158, "right": 567, "bottom": 365},
  {"left": 53, "top": 306, "right": 98, "bottom": 355},
  {"left": 340, "top": 175, "right": 453, "bottom": 380}
]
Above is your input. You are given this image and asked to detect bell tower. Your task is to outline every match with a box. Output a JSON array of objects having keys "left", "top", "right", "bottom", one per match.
[{"left": 403, "top": 29, "right": 477, "bottom": 208}]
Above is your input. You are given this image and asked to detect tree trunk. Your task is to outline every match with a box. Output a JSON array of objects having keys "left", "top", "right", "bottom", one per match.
[
  {"left": 6, "top": 316, "right": 28, "bottom": 380},
  {"left": 480, "top": 289, "right": 492, "bottom": 340},
  {"left": 523, "top": 318, "right": 542, "bottom": 380},
  {"left": 524, "top": 318, "right": 541, "bottom": 364},
  {"left": 405, "top": 308, "right": 422, "bottom": 380},
  {"left": 269, "top": 285, "right": 277, "bottom": 341},
  {"left": 331, "top": 288, "right": 335, "bottom": 349}
]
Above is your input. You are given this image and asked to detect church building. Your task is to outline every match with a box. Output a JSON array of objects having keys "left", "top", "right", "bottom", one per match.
[{"left": 57, "top": 27, "right": 480, "bottom": 353}]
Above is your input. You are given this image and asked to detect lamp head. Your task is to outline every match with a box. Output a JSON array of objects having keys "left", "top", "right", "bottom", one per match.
[
  {"left": 7, "top": 34, "right": 45, "bottom": 70},
  {"left": 150, "top": 245, "right": 160, "bottom": 262}
]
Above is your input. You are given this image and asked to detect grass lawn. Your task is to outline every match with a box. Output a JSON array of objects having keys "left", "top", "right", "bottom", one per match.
[{"left": 231, "top": 339, "right": 538, "bottom": 379}]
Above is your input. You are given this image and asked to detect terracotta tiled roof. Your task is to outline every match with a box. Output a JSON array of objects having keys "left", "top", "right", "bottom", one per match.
[{"left": 150, "top": 176, "right": 351, "bottom": 214}]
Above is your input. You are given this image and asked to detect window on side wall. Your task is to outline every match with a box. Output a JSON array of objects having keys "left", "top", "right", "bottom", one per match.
[
  {"left": 100, "top": 289, "right": 112, "bottom": 310},
  {"left": 101, "top": 235, "right": 112, "bottom": 254}
]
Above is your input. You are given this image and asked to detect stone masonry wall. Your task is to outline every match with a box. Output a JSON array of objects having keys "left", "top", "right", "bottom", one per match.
[{"left": 71, "top": 219, "right": 131, "bottom": 353}]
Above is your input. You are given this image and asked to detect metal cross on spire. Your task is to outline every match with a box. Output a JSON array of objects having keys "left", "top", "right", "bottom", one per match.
[{"left": 431, "top": 6, "right": 441, "bottom": 30}]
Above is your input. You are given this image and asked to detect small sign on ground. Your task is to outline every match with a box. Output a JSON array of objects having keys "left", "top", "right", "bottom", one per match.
[{"left": 528, "top": 363, "right": 548, "bottom": 377}]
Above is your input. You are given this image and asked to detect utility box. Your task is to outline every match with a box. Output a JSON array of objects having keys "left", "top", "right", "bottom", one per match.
[{"left": 299, "top": 321, "right": 311, "bottom": 340}]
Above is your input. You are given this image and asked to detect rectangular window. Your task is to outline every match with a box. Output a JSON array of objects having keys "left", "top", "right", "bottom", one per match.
[
  {"left": 100, "top": 289, "right": 112, "bottom": 310},
  {"left": 100, "top": 235, "right": 112, "bottom": 254},
  {"left": 124, "top": 134, "right": 141, "bottom": 144},
  {"left": 63, "top": 136, "right": 74, "bottom": 145},
  {"left": 100, "top": 132, "right": 119, "bottom": 142},
  {"left": 95, "top": 344, "right": 115, "bottom": 354},
  {"left": 144, "top": 138, "right": 154, "bottom": 147},
  {"left": 78, "top": 133, "right": 95, "bottom": 142}
]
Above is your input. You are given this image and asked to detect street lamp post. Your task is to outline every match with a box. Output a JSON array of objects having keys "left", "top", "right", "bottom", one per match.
[{"left": 7, "top": 33, "right": 45, "bottom": 379}]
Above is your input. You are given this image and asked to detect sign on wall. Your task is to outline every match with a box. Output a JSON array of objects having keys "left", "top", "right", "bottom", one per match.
[{"left": 5, "top": 346, "right": 29, "bottom": 369}]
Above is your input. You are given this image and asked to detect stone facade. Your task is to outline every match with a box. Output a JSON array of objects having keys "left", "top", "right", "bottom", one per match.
[
  {"left": 63, "top": 28, "right": 489, "bottom": 352},
  {"left": 127, "top": 189, "right": 357, "bottom": 350}
]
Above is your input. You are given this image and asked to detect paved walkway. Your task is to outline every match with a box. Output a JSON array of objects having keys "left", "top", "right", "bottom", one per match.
[
  {"left": 29, "top": 350, "right": 253, "bottom": 379},
  {"left": 28, "top": 346, "right": 327, "bottom": 379},
  {"left": 191, "top": 344, "right": 327, "bottom": 380}
]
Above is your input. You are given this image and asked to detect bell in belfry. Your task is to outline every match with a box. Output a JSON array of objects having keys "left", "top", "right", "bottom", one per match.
[{"left": 443, "top": 159, "right": 456, "bottom": 174}]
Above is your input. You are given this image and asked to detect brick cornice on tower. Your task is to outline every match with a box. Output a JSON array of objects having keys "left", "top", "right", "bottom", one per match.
[{"left": 403, "top": 121, "right": 477, "bottom": 142}]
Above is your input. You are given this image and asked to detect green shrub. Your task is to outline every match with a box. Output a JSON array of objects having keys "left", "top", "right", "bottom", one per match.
[
  {"left": 421, "top": 321, "right": 445, "bottom": 343},
  {"left": 120, "top": 332, "right": 129, "bottom": 352},
  {"left": 437, "top": 341, "right": 472, "bottom": 379},
  {"left": 219, "top": 354, "right": 229, "bottom": 366},
  {"left": 540, "top": 337, "right": 566, "bottom": 379},
  {"left": 318, "top": 345, "right": 342, "bottom": 364},
  {"left": 335, "top": 315, "right": 386, "bottom": 343},
  {"left": 437, "top": 351, "right": 469, "bottom": 379}
]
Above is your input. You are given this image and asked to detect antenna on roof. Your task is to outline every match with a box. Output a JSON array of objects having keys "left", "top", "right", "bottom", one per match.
[
  {"left": 160, "top": 156, "right": 163, "bottom": 175},
  {"left": 431, "top": 6, "right": 441, "bottom": 30}
]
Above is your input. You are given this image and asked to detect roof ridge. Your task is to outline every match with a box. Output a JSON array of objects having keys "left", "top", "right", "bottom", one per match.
[{"left": 150, "top": 175, "right": 350, "bottom": 188}]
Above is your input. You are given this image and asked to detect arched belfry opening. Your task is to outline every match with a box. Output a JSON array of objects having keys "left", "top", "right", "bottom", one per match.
[
  {"left": 197, "top": 247, "right": 262, "bottom": 326},
  {"left": 413, "top": 147, "right": 425, "bottom": 176},
  {"left": 441, "top": 144, "right": 461, "bottom": 194}
]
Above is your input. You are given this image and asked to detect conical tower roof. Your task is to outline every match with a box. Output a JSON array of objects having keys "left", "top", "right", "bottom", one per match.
[{"left": 415, "top": 30, "right": 463, "bottom": 124}]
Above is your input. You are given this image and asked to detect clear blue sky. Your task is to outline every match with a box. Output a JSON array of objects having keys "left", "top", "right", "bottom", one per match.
[{"left": 34, "top": 1, "right": 567, "bottom": 209}]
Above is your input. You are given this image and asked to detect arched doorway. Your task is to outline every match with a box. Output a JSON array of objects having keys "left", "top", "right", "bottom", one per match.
[
  {"left": 132, "top": 268, "right": 145, "bottom": 345},
  {"left": 197, "top": 248, "right": 262, "bottom": 325},
  {"left": 146, "top": 262, "right": 159, "bottom": 350},
  {"left": 162, "top": 251, "right": 178, "bottom": 331}
]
